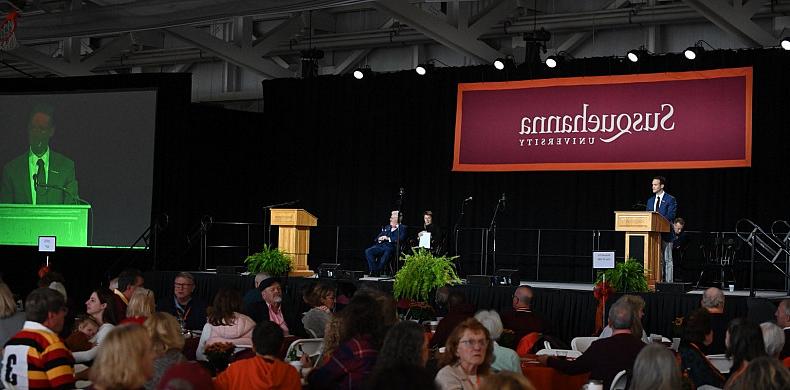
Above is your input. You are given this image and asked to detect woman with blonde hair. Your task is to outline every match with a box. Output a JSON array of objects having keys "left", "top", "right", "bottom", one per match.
[
  {"left": 436, "top": 318, "right": 495, "bottom": 390},
  {"left": 90, "top": 324, "right": 155, "bottom": 390},
  {"left": 0, "top": 281, "right": 25, "bottom": 346},
  {"left": 143, "top": 312, "right": 186, "bottom": 390},
  {"left": 122, "top": 287, "right": 155, "bottom": 325}
]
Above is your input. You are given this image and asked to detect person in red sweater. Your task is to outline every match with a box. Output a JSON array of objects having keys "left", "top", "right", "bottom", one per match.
[{"left": 214, "top": 320, "right": 301, "bottom": 390}]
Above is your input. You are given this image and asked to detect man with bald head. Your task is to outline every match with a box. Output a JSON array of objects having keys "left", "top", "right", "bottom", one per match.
[
  {"left": 0, "top": 104, "right": 80, "bottom": 204},
  {"left": 700, "top": 287, "right": 728, "bottom": 354},
  {"left": 501, "top": 285, "right": 551, "bottom": 343}
]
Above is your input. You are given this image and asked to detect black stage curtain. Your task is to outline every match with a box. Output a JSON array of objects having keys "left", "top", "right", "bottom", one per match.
[{"left": 153, "top": 49, "right": 790, "bottom": 290}]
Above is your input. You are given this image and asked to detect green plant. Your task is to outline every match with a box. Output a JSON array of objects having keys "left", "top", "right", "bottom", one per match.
[
  {"left": 244, "top": 244, "right": 292, "bottom": 276},
  {"left": 595, "top": 257, "right": 649, "bottom": 293},
  {"left": 393, "top": 248, "right": 461, "bottom": 302}
]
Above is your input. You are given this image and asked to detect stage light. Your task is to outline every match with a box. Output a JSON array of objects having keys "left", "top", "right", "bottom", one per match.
[
  {"left": 353, "top": 69, "right": 364, "bottom": 79},
  {"left": 626, "top": 48, "right": 649, "bottom": 63},
  {"left": 545, "top": 56, "right": 558, "bottom": 68},
  {"left": 684, "top": 46, "right": 702, "bottom": 60},
  {"left": 544, "top": 51, "right": 571, "bottom": 69},
  {"left": 415, "top": 65, "right": 427, "bottom": 75},
  {"left": 493, "top": 58, "right": 505, "bottom": 70},
  {"left": 782, "top": 37, "right": 790, "bottom": 51}
]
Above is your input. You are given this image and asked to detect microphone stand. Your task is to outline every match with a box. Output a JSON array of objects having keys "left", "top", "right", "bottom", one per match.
[
  {"left": 263, "top": 200, "right": 300, "bottom": 247},
  {"left": 453, "top": 199, "right": 469, "bottom": 257},
  {"left": 394, "top": 189, "right": 404, "bottom": 275},
  {"left": 487, "top": 197, "right": 504, "bottom": 275}
]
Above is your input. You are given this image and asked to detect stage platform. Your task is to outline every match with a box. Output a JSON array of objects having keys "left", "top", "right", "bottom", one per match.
[{"left": 144, "top": 271, "right": 784, "bottom": 345}]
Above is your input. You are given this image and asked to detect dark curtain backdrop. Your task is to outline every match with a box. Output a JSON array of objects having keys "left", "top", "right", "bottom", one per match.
[{"left": 156, "top": 49, "right": 790, "bottom": 290}]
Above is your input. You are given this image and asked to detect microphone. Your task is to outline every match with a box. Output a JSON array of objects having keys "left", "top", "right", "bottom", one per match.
[
  {"left": 501, "top": 193, "right": 506, "bottom": 210},
  {"left": 33, "top": 174, "right": 39, "bottom": 189},
  {"left": 399, "top": 187, "right": 404, "bottom": 196},
  {"left": 463, "top": 196, "right": 473, "bottom": 202}
]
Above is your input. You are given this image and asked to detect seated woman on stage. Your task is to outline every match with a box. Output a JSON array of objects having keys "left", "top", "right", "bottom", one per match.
[
  {"left": 302, "top": 283, "right": 335, "bottom": 338},
  {"left": 678, "top": 308, "right": 725, "bottom": 389},
  {"left": 417, "top": 210, "right": 441, "bottom": 251},
  {"left": 196, "top": 288, "right": 255, "bottom": 361},
  {"left": 435, "top": 318, "right": 494, "bottom": 390}
]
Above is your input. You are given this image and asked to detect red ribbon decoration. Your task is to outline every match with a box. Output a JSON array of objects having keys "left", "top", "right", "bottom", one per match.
[{"left": 593, "top": 280, "right": 614, "bottom": 334}]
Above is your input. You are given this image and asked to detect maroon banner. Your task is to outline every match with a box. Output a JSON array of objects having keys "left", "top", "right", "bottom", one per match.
[{"left": 453, "top": 67, "right": 752, "bottom": 171}]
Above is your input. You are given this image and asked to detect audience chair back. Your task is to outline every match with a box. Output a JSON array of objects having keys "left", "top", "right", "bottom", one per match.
[
  {"left": 516, "top": 332, "right": 541, "bottom": 357},
  {"left": 534, "top": 349, "right": 581, "bottom": 359},
  {"left": 285, "top": 338, "right": 324, "bottom": 362},
  {"left": 570, "top": 336, "right": 598, "bottom": 353},
  {"left": 610, "top": 370, "right": 628, "bottom": 390},
  {"left": 706, "top": 354, "right": 733, "bottom": 374}
]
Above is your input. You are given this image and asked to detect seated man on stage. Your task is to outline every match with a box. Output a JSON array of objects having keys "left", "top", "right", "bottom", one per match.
[
  {"left": 364, "top": 211, "right": 407, "bottom": 277},
  {"left": 417, "top": 210, "right": 441, "bottom": 251}
]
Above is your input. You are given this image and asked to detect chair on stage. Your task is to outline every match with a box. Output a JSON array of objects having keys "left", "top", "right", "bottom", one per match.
[
  {"left": 610, "top": 370, "right": 629, "bottom": 390},
  {"left": 695, "top": 235, "right": 739, "bottom": 288},
  {"left": 570, "top": 336, "right": 598, "bottom": 353}
]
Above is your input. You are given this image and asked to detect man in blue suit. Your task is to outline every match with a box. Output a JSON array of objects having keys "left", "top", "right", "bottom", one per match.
[
  {"left": 365, "top": 210, "right": 407, "bottom": 277},
  {"left": 646, "top": 176, "right": 678, "bottom": 282}
]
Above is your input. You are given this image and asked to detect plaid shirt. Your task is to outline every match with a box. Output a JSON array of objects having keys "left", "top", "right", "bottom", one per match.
[{"left": 308, "top": 334, "right": 378, "bottom": 390}]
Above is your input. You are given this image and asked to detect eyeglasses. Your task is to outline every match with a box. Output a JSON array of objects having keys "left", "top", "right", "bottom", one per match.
[
  {"left": 174, "top": 283, "right": 194, "bottom": 289},
  {"left": 459, "top": 339, "right": 489, "bottom": 348}
]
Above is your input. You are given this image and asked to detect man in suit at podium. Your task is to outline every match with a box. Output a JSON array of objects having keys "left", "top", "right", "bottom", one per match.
[
  {"left": 646, "top": 176, "right": 677, "bottom": 282},
  {"left": 364, "top": 210, "right": 407, "bottom": 277},
  {"left": 0, "top": 104, "right": 79, "bottom": 205}
]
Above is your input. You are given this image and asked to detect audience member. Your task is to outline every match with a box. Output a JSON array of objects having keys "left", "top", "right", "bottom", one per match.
[
  {"left": 479, "top": 371, "right": 535, "bottom": 390},
  {"left": 245, "top": 277, "right": 304, "bottom": 337},
  {"left": 678, "top": 308, "right": 725, "bottom": 388},
  {"left": 435, "top": 318, "right": 493, "bottom": 390},
  {"left": 630, "top": 343, "right": 682, "bottom": 390},
  {"left": 144, "top": 312, "right": 187, "bottom": 390},
  {"left": 214, "top": 320, "right": 300, "bottom": 390},
  {"left": 761, "top": 321, "right": 786, "bottom": 359},
  {"left": 725, "top": 318, "right": 767, "bottom": 389},
  {"left": 156, "top": 361, "right": 214, "bottom": 390},
  {"left": 242, "top": 272, "right": 270, "bottom": 307},
  {"left": 307, "top": 293, "right": 386, "bottom": 389},
  {"left": 701, "top": 287, "right": 728, "bottom": 354},
  {"left": 122, "top": 287, "right": 155, "bottom": 325},
  {"left": 74, "top": 287, "right": 117, "bottom": 363},
  {"left": 434, "top": 286, "right": 450, "bottom": 318},
  {"left": 302, "top": 283, "right": 335, "bottom": 337},
  {"left": 501, "top": 285, "right": 550, "bottom": 344},
  {"left": 90, "top": 324, "right": 155, "bottom": 390},
  {"left": 368, "top": 362, "right": 438, "bottom": 390},
  {"left": 373, "top": 320, "right": 430, "bottom": 376},
  {"left": 599, "top": 295, "right": 648, "bottom": 343},
  {"left": 64, "top": 314, "right": 100, "bottom": 352},
  {"left": 156, "top": 272, "right": 208, "bottom": 331},
  {"left": 196, "top": 288, "right": 255, "bottom": 361},
  {"left": 1, "top": 287, "right": 74, "bottom": 390},
  {"left": 321, "top": 314, "right": 343, "bottom": 363},
  {"left": 540, "top": 301, "right": 645, "bottom": 389},
  {"left": 0, "top": 281, "right": 25, "bottom": 346},
  {"left": 474, "top": 310, "right": 521, "bottom": 373},
  {"left": 775, "top": 298, "right": 790, "bottom": 358},
  {"left": 727, "top": 355, "right": 790, "bottom": 390},
  {"left": 430, "top": 291, "right": 475, "bottom": 349},
  {"left": 112, "top": 268, "right": 144, "bottom": 322}
]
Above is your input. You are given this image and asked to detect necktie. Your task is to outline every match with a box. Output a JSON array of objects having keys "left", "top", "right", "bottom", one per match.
[
  {"left": 35, "top": 158, "right": 45, "bottom": 192},
  {"left": 655, "top": 195, "right": 661, "bottom": 212}
]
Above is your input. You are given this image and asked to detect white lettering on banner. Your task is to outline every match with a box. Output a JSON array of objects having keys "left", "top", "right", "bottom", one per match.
[{"left": 518, "top": 103, "right": 675, "bottom": 146}]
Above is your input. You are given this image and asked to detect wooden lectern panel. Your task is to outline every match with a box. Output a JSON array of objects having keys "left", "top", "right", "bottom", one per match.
[
  {"left": 614, "top": 211, "right": 670, "bottom": 232},
  {"left": 614, "top": 211, "right": 670, "bottom": 290},
  {"left": 270, "top": 209, "right": 317, "bottom": 277},
  {"left": 270, "top": 209, "right": 317, "bottom": 227}
]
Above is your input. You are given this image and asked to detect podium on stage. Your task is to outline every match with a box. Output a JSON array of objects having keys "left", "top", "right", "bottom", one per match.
[
  {"left": 614, "top": 211, "right": 670, "bottom": 290},
  {"left": 270, "top": 208, "right": 317, "bottom": 277},
  {"left": 0, "top": 204, "right": 91, "bottom": 246}
]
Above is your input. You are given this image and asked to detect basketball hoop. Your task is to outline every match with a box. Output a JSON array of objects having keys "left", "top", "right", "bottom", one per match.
[{"left": 0, "top": 11, "right": 19, "bottom": 51}]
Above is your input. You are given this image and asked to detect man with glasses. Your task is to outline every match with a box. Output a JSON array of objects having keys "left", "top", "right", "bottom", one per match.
[
  {"left": 2, "top": 287, "right": 75, "bottom": 389},
  {"left": 156, "top": 272, "right": 207, "bottom": 331},
  {"left": 501, "top": 285, "right": 551, "bottom": 344}
]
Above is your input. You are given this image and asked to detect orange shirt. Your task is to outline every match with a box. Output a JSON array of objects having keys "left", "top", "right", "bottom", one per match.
[{"left": 214, "top": 355, "right": 301, "bottom": 390}]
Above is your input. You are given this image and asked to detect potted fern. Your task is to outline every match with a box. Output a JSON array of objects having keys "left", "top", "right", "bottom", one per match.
[
  {"left": 244, "top": 244, "right": 293, "bottom": 277},
  {"left": 595, "top": 257, "right": 649, "bottom": 293},
  {"left": 393, "top": 248, "right": 462, "bottom": 305}
]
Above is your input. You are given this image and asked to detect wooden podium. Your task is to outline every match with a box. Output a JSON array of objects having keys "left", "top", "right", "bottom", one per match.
[
  {"left": 270, "top": 209, "right": 317, "bottom": 277},
  {"left": 614, "top": 211, "right": 670, "bottom": 290}
]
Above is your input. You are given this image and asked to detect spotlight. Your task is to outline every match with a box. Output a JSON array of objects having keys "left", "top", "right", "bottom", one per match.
[
  {"left": 781, "top": 37, "right": 790, "bottom": 51},
  {"left": 415, "top": 65, "right": 427, "bottom": 75},
  {"left": 493, "top": 58, "right": 505, "bottom": 70},
  {"left": 545, "top": 56, "right": 558, "bottom": 68},
  {"left": 544, "top": 51, "right": 571, "bottom": 69},
  {"left": 626, "top": 49, "right": 648, "bottom": 63},
  {"left": 684, "top": 45, "right": 704, "bottom": 60},
  {"left": 353, "top": 69, "right": 365, "bottom": 79}
]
